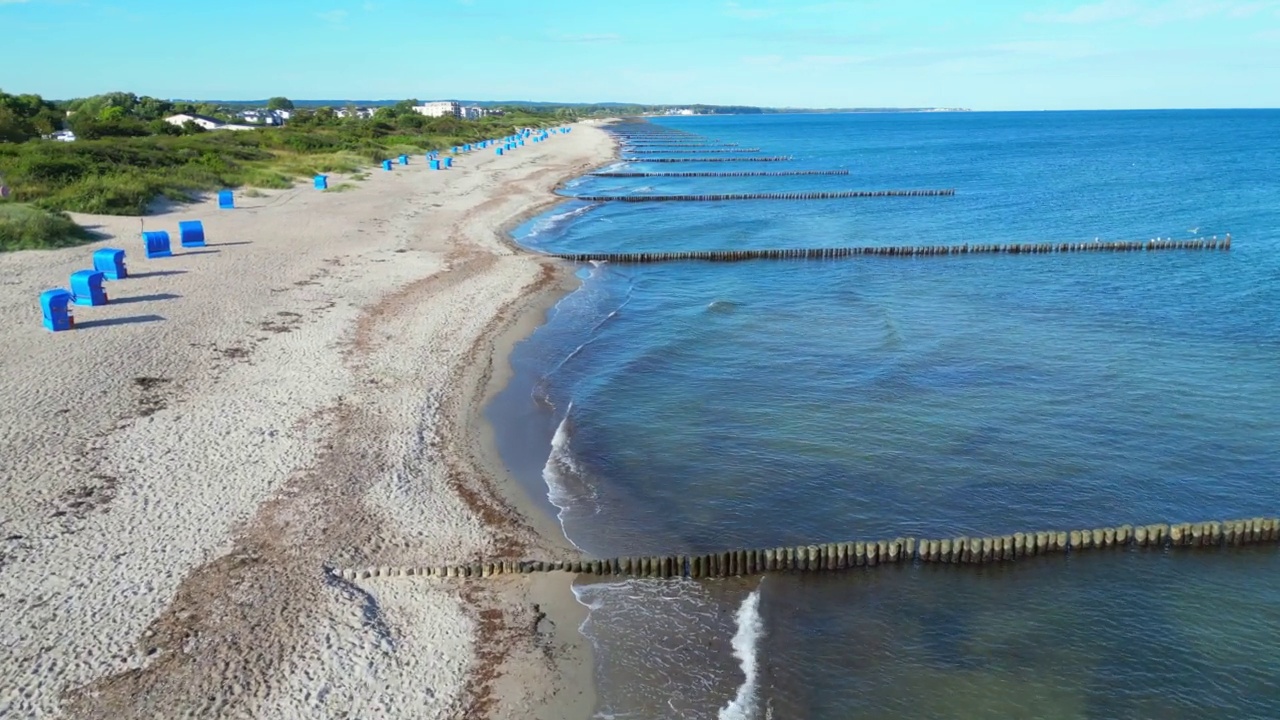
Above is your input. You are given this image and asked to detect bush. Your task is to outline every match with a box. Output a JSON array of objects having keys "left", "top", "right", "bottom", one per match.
[
  {"left": 0, "top": 107, "right": 562, "bottom": 215},
  {"left": 0, "top": 203, "right": 93, "bottom": 251}
]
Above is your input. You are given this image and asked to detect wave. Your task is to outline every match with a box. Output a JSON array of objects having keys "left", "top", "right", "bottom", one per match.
[
  {"left": 719, "top": 585, "right": 765, "bottom": 720},
  {"left": 543, "top": 404, "right": 581, "bottom": 511},
  {"left": 543, "top": 275, "right": 634, "bottom": 381},
  {"left": 525, "top": 202, "right": 599, "bottom": 241},
  {"left": 707, "top": 299, "right": 740, "bottom": 313},
  {"left": 541, "top": 405, "right": 597, "bottom": 548}
]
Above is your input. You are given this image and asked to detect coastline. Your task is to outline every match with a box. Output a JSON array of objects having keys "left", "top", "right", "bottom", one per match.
[
  {"left": 445, "top": 146, "right": 618, "bottom": 719},
  {"left": 0, "top": 120, "right": 615, "bottom": 719}
]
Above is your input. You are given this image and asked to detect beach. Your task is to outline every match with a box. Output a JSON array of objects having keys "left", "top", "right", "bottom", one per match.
[{"left": 0, "top": 122, "right": 614, "bottom": 718}]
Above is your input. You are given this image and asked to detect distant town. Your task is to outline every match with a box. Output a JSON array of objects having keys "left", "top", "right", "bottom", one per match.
[
  {"left": 30, "top": 96, "right": 969, "bottom": 144},
  {"left": 40, "top": 100, "right": 506, "bottom": 142}
]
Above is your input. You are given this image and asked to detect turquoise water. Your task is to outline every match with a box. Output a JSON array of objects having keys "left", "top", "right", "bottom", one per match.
[{"left": 493, "top": 111, "right": 1280, "bottom": 719}]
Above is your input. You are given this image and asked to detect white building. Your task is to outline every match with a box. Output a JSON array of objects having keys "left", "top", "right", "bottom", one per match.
[
  {"left": 237, "top": 110, "right": 279, "bottom": 125},
  {"left": 164, "top": 114, "right": 259, "bottom": 131},
  {"left": 335, "top": 106, "right": 376, "bottom": 119},
  {"left": 49, "top": 130, "right": 77, "bottom": 142},
  {"left": 412, "top": 101, "right": 460, "bottom": 118},
  {"left": 459, "top": 106, "right": 489, "bottom": 120},
  {"left": 165, "top": 113, "right": 224, "bottom": 130}
]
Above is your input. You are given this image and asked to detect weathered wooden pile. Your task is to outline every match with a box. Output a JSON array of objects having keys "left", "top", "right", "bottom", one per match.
[
  {"left": 626, "top": 148, "right": 764, "bottom": 154},
  {"left": 570, "top": 189, "right": 955, "bottom": 202},
  {"left": 553, "top": 236, "right": 1230, "bottom": 263},
  {"left": 589, "top": 170, "right": 851, "bottom": 177},
  {"left": 336, "top": 516, "right": 1279, "bottom": 581},
  {"left": 628, "top": 156, "right": 794, "bottom": 162}
]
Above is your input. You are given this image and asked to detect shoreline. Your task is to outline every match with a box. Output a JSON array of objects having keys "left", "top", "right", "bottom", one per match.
[
  {"left": 446, "top": 143, "right": 618, "bottom": 718},
  {"left": 0, "top": 120, "right": 616, "bottom": 719}
]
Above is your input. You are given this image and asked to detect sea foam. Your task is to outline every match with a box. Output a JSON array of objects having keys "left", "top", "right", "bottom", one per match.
[{"left": 719, "top": 585, "right": 765, "bottom": 720}]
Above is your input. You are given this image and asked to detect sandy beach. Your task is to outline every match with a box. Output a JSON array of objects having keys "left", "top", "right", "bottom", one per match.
[{"left": 0, "top": 122, "right": 615, "bottom": 718}]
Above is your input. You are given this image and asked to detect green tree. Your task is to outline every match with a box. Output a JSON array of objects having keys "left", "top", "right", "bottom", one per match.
[
  {"left": 395, "top": 112, "right": 426, "bottom": 130},
  {"left": 0, "top": 90, "right": 61, "bottom": 142},
  {"left": 136, "top": 96, "right": 174, "bottom": 121},
  {"left": 390, "top": 99, "right": 419, "bottom": 117},
  {"left": 0, "top": 104, "right": 31, "bottom": 143},
  {"left": 266, "top": 96, "right": 294, "bottom": 111}
]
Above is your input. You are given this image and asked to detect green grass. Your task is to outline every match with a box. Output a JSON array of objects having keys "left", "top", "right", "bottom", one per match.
[
  {"left": 0, "top": 203, "right": 94, "bottom": 252},
  {"left": 0, "top": 111, "right": 563, "bottom": 247},
  {"left": 324, "top": 182, "right": 357, "bottom": 193}
]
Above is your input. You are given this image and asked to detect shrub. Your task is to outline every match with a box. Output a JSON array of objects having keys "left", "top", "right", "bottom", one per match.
[{"left": 0, "top": 202, "right": 93, "bottom": 251}]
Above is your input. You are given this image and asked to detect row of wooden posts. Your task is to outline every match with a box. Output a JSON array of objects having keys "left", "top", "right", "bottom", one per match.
[
  {"left": 625, "top": 143, "right": 738, "bottom": 147},
  {"left": 626, "top": 148, "right": 763, "bottom": 154},
  {"left": 570, "top": 189, "right": 956, "bottom": 202},
  {"left": 551, "top": 236, "right": 1231, "bottom": 264},
  {"left": 588, "top": 170, "right": 851, "bottom": 178},
  {"left": 627, "top": 156, "right": 794, "bottom": 163},
  {"left": 336, "top": 516, "right": 1279, "bottom": 581}
]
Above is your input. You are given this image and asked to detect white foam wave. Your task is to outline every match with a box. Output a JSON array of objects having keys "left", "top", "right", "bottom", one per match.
[
  {"left": 541, "top": 405, "right": 593, "bottom": 551},
  {"left": 719, "top": 586, "right": 765, "bottom": 720},
  {"left": 545, "top": 279, "right": 633, "bottom": 379},
  {"left": 543, "top": 404, "right": 582, "bottom": 513},
  {"left": 526, "top": 202, "right": 598, "bottom": 239}
]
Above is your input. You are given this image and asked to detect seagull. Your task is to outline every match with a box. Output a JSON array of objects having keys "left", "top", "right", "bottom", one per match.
[{"left": 1188, "top": 227, "right": 1199, "bottom": 234}]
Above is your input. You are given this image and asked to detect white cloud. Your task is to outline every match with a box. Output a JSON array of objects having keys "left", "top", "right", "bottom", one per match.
[
  {"left": 724, "top": 1, "right": 778, "bottom": 19},
  {"left": 739, "top": 41, "right": 1107, "bottom": 74},
  {"left": 1026, "top": 0, "right": 1277, "bottom": 25},
  {"left": 550, "top": 32, "right": 622, "bottom": 43},
  {"left": 317, "top": 8, "right": 348, "bottom": 26},
  {"left": 797, "top": 54, "right": 872, "bottom": 66}
]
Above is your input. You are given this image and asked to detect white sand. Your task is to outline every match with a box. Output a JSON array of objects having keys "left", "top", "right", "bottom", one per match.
[{"left": 0, "top": 123, "right": 614, "bottom": 718}]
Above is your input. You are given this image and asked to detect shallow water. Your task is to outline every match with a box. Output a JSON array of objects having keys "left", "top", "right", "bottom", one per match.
[{"left": 492, "top": 111, "right": 1280, "bottom": 719}]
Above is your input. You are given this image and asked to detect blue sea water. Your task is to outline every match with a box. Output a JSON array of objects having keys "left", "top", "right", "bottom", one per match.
[{"left": 492, "top": 111, "right": 1280, "bottom": 719}]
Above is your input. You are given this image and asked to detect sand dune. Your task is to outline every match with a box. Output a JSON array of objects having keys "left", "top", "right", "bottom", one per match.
[{"left": 0, "top": 123, "right": 614, "bottom": 718}]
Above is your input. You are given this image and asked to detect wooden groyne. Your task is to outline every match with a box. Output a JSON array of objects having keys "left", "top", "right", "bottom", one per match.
[
  {"left": 551, "top": 236, "right": 1231, "bottom": 263},
  {"left": 626, "top": 156, "right": 794, "bottom": 163},
  {"left": 626, "top": 148, "right": 763, "bottom": 154},
  {"left": 335, "top": 516, "right": 1279, "bottom": 581},
  {"left": 589, "top": 171, "right": 851, "bottom": 178},
  {"left": 625, "top": 143, "right": 737, "bottom": 148},
  {"left": 567, "top": 190, "right": 956, "bottom": 202}
]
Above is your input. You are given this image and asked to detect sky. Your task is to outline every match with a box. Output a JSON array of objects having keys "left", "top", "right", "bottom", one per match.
[{"left": 2, "top": 0, "right": 1278, "bottom": 110}]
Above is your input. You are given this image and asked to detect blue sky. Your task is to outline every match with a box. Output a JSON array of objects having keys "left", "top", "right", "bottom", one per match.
[{"left": 3, "top": 0, "right": 1278, "bottom": 109}]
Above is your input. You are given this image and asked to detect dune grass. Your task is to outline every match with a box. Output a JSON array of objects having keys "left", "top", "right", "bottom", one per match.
[
  {"left": 0, "top": 203, "right": 94, "bottom": 252},
  {"left": 0, "top": 111, "right": 559, "bottom": 248}
]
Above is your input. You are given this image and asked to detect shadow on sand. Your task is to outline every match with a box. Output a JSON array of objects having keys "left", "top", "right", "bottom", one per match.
[
  {"left": 109, "top": 293, "right": 180, "bottom": 305},
  {"left": 75, "top": 314, "right": 165, "bottom": 329}
]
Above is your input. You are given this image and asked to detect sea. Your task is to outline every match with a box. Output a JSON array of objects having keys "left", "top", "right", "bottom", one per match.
[{"left": 488, "top": 111, "right": 1280, "bottom": 719}]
